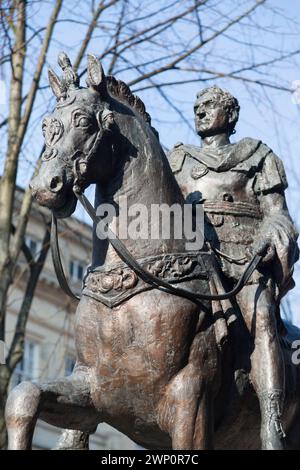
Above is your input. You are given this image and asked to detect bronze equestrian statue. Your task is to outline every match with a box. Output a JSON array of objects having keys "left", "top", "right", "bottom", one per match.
[{"left": 4, "top": 54, "right": 300, "bottom": 450}]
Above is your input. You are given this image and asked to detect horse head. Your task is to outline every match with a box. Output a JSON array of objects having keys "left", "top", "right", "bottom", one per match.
[{"left": 31, "top": 52, "right": 116, "bottom": 218}]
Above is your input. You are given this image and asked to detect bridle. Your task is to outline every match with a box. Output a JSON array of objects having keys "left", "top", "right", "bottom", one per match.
[{"left": 50, "top": 125, "right": 262, "bottom": 305}]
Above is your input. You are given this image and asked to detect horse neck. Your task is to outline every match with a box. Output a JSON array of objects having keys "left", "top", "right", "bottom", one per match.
[{"left": 91, "top": 110, "right": 186, "bottom": 269}]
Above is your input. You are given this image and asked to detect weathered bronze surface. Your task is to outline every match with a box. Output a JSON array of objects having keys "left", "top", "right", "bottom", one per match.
[
  {"left": 5, "top": 56, "right": 300, "bottom": 450},
  {"left": 168, "top": 85, "right": 299, "bottom": 449}
]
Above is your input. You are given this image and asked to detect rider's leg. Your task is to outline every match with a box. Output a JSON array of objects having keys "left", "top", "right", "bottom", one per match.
[{"left": 236, "top": 282, "right": 285, "bottom": 450}]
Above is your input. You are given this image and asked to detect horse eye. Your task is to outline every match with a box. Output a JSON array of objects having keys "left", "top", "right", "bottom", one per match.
[
  {"left": 74, "top": 114, "right": 91, "bottom": 128},
  {"left": 79, "top": 117, "right": 89, "bottom": 127}
]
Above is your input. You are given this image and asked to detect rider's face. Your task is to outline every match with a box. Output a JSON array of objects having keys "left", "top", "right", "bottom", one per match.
[{"left": 194, "top": 97, "right": 229, "bottom": 138}]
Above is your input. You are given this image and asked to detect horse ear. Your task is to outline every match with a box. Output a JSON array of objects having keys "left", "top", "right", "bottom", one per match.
[
  {"left": 48, "top": 68, "right": 63, "bottom": 101},
  {"left": 87, "top": 54, "right": 107, "bottom": 95}
]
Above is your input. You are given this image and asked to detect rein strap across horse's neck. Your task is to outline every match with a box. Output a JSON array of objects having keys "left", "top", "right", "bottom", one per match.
[
  {"left": 50, "top": 191, "right": 262, "bottom": 305},
  {"left": 51, "top": 213, "right": 80, "bottom": 301}
]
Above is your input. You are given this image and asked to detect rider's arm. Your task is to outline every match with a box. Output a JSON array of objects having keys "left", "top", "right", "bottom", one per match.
[{"left": 254, "top": 151, "right": 299, "bottom": 292}]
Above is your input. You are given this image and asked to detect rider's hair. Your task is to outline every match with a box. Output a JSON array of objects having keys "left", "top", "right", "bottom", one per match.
[{"left": 196, "top": 85, "right": 240, "bottom": 135}]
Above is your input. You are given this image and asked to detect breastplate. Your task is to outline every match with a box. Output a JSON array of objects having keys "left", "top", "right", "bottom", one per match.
[
  {"left": 174, "top": 154, "right": 262, "bottom": 248},
  {"left": 176, "top": 156, "right": 258, "bottom": 205}
]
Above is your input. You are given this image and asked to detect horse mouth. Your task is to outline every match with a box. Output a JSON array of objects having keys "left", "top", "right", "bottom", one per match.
[{"left": 52, "top": 190, "right": 77, "bottom": 218}]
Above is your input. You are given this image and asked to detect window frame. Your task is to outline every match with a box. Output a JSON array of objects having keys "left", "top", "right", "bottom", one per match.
[
  {"left": 25, "top": 235, "right": 41, "bottom": 260},
  {"left": 69, "top": 259, "right": 85, "bottom": 283},
  {"left": 11, "top": 339, "right": 40, "bottom": 388}
]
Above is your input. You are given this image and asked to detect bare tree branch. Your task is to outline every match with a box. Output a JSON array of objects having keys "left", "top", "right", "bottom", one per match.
[
  {"left": 73, "top": 0, "right": 120, "bottom": 72},
  {"left": 0, "top": 0, "right": 26, "bottom": 340},
  {"left": 8, "top": 0, "right": 62, "bottom": 272},
  {"left": 133, "top": 71, "right": 291, "bottom": 94},
  {"left": 107, "top": 0, "right": 127, "bottom": 75},
  {"left": 127, "top": 0, "right": 266, "bottom": 87},
  {"left": 7, "top": 222, "right": 51, "bottom": 371}
]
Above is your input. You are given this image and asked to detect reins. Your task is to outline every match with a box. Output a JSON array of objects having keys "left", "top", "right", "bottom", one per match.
[{"left": 50, "top": 189, "right": 262, "bottom": 305}]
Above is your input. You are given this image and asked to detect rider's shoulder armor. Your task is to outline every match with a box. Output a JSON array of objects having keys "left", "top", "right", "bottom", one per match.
[
  {"left": 167, "top": 142, "right": 186, "bottom": 174},
  {"left": 253, "top": 145, "right": 288, "bottom": 195}
]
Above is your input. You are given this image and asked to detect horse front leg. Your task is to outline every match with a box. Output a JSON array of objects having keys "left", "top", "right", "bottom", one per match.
[
  {"left": 5, "top": 381, "right": 40, "bottom": 449},
  {"left": 5, "top": 368, "right": 99, "bottom": 450}
]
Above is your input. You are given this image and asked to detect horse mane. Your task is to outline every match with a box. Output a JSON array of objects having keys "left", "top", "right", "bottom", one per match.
[{"left": 106, "top": 75, "right": 159, "bottom": 138}]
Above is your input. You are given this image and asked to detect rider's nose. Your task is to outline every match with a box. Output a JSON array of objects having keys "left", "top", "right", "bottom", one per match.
[{"left": 49, "top": 175, "right": 63, "bottom": 193}]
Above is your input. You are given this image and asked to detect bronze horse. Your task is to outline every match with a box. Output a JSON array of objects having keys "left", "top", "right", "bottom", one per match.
[{"left": 5, "top": 54, "right": 300, "bottom": 450}]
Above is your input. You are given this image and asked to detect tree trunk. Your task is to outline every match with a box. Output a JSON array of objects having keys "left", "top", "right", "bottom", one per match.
[
  {"left": 0, "top": 0, "right": 26, "bottom": 341},
  {"left": 0, "top": 366, "right": 10, "bottom": 449},
  {"left": 0, "top": 267, "right": 13, "bottom": 341}
]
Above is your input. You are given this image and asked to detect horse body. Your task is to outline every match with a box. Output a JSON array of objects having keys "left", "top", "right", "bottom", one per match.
[{"left": 74, "top": 290, "right": 203, "bottom": 449}]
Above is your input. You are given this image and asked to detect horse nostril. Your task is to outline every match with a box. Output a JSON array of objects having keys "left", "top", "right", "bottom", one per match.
[{"left": 49, "top": 176, "right": 63, "bottom": 193}]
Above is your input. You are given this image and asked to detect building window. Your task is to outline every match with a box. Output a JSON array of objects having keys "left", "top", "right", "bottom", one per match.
[
  {"left": 11, "top": 340, "right": 39, "bottom": 388},
  {"left": 25, "top": 235, "right": 40, "bottom": 259},
  {"left": 69, "top": 260, "right": 85, "bottom": 282},
  {"left": 65, "top": 354, "right": 76, "bottom": 376}
]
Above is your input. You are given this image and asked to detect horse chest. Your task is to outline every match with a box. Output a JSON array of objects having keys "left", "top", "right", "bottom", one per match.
[{"left": 75, "top": 292, "right": 199, "bottom": 378}]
